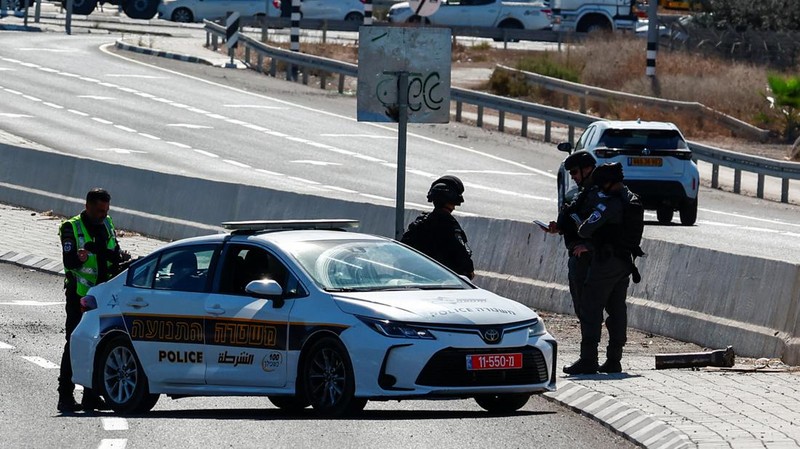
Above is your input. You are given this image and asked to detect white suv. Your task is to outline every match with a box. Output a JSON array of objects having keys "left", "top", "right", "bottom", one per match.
[{"left": 556, "top": 119, "right": 699, "bottom": 226}]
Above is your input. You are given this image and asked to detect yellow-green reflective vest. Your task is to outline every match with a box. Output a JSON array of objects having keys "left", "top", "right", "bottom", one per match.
[{"left": 60, "top": 215, "right": 119, "bottom": 296}]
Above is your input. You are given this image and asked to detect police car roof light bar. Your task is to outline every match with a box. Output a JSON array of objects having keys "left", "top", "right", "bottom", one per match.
[{"left": 222, "top": 219, "right": 360, "bottom": 234}]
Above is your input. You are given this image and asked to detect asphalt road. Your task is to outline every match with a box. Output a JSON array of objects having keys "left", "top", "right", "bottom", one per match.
[
  {"left": 1, "top": 32, "right": 799, "bottom": 264},
  {"left": 0, "top": 263, "right": 637, "bottom": 449}
]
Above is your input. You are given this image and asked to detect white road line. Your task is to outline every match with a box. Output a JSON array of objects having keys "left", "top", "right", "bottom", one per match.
[
  {"left": 97, "top": 82, "right": 118, "bottom": 88},
  {"left": 105, "top": 74, "right": 167, "bottom": 79},
  {"left": 194, "top": 149, "right": 219, "bottom": 158},
  {"left": 171, "top": 103, "right": 191, "bottom": 109},
  {"left": 21, "top": 356, "right": 59, "bottom": 369},
  {"left": 118, "top": 87, "right": 138, "bottom": 93},
  {"left": 43, "top": 102, "right": 64, "bottom": 109},
  {"left": 449, "top": 170, "right": 534, "bottom": 176},
  {"left": 223, "top": 159, "right": 251, "bottom": 168},
  {"left": 79, "top": 95, "right": 115, "bottom": 100},
  {"left": 22, "top": 95, "right": 42, "bottom": 102},
  {"left": 97, "top": 439, "right": 127, "bottom": 449},
  {"left": 0, "top": 341, "right": 14, "bottom": 349},
  {"left": 5, "top": 88, "right": 22, "bottom": 95},
  {"left": 0, "top": 300, "right": 63, "bottom": 305},
  {"left": 114, "top": 125, "right": 137, "bottom": 133},
  {"left": 0, "top": 113, "right": 33, "bottom": 118},
  {"left": 137, "top": 133, "right": 161, "bottom": 140},
  {"left": 134, "top": 92, "right": 155, "bottom": 98},
  {"left": 360, "top": 193, "right": 394, "bottom": 202},
  {"left": 67, "top": 109, "right": 89, "bottom": 116},
  {"left": 224, "top": 104, "right": 286, "bottom": 109},
  {"left": 206, "top": 113, "right": 227, "bottom": 120},
  {"left": 166, "top": 141, "right": 192, "bottom": 148},
  {"left": 187, "top": 107, "right": 209, "bottom": 114},
  {"left": 287, "top": 176, "right": 321, "bottom": 185},
  {"left": 255, "top": 169, "right": 284, "bottom": 176},
  {"left": 224, "top": 119, "right": 249, "bottom": 125},
  {"left": 80, "top": 77, "right": 100, "bottom": 83},
  {"left": 353, "top": 154, "right": 385, "bottom": 162},
  {"left": 320, "top": 134, "right": 396, "bottom": 139},
  {"left": 166, "top": 124, "right": 212, "bottom": 129},
  {"left": 323, "top": 185, "right": 357, "bottom": 193},
  {"left": 92, "top": 117, "right": 114, "bottom": 125},
  {"left": 101, "top": 418, "right": 129, "bottom": 431},
  {"left": 291, "top": 160, "right": 342, "bottom": 166},
  {"left": 698, "top": 207, "right": 800, "bottom": 228}
]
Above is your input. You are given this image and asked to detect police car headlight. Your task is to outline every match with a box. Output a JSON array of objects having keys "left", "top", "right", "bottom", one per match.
[
  {"left": 528, "top": 318, "right": 547, "bottom": 337},
  {"left": 358, "top": 316, "right": 436, "bottom": 340}
]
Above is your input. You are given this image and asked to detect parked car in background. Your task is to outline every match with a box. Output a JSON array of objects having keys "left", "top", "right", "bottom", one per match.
[
  {"left": 556, "top": 120, "right": 699, "bottom": 225},
  {"left": 388, "top": 0, "right": 552, "bottom": 32},
  {"left": 158, "top": 0, "right": 281, "bottom": 23},
  {"left": 70, "top": 220, "right": 557, "bottom": 416},
  {"left": 301, "top": 0, "right": 366, "bottom": 21}
]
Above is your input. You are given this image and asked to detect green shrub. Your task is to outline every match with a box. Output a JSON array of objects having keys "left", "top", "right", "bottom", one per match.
[{"left": 515, "top": 54, "right": 581, "bottom": 82}]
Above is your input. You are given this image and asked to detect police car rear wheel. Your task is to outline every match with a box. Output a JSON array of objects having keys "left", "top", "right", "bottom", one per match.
[
  {"left": 302, "top": 337, "right": 360, "bottom": 416},
  {"left": 99, "top": 336, "right": 155, "bottom": 414},
  {"left": 474, "top": 393, "right": 531, "bottom": 414}
]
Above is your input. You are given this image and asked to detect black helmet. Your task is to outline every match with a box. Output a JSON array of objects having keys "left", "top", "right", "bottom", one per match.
[
  {"left": 564, "top": 150, "right": 596, "bottom": 171},
  {"left": 591, "top": 162, "right": 624, "bottom": 186},
  {"left": 427, "top": 175, "right": 465, "bottom": 205}
]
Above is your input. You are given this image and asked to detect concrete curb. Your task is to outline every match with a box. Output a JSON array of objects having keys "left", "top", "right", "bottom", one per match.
[
  {"left": 114, "top": 39, "right": 214, "bottom": 66},
  {"left": 544, "top": 381, "right": 693, "bottom": 449},
  {"left": 0, "top": 250, "right": 63, "bottom": 275}
]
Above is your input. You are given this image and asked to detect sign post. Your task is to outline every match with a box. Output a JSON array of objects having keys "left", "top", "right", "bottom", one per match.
[
  {"left": 357, "top": 27, "right": 451, "bottom": 240},
  {"left": 225, "top": 11, "right": 240, "bottom": 69}
]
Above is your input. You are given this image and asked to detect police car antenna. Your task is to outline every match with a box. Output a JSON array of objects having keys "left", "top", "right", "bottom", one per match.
[{"left": 222, "top": 219, "right": 360, "bottom": 234}]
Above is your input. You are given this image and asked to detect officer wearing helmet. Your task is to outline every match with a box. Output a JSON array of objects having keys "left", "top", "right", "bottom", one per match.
[
  {"left": 401, "top": 175, "right": 475, "bottom": 279},
  {"left": 562, "top": 162, "right": 644, "bottom": 375},
  {"left": 543, "top": 150, "right": 597, "bottom": 324}
]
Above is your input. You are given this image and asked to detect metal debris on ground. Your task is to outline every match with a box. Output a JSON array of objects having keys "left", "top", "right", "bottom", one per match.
[{"left": 655, "top": 346, "right": 735, "bottom": 370}]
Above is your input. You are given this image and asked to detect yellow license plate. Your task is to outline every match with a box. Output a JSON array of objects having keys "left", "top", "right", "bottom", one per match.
[{"left": 628, "top": 157, "right": 663, "bottom": 167}]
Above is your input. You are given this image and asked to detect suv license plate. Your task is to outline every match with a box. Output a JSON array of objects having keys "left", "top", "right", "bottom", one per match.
[
  {"left": 628, "top": 157, "right": 663, "bottom": 167},
  {"left": 466, "top": 353, "right": 523, "bottom": 371}
]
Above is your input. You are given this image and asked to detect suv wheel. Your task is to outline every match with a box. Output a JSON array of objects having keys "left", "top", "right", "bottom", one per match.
[
  {"left": 656, "top": 207, "right": 674, "bottom": 224},
  {"left": 679, "top": 199, "right": 698, "bottom": 226}
]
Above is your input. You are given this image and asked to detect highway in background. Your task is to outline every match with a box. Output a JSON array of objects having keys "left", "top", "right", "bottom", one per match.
[{"left": 0, "top": 31, "right": 799, "bottom": 263}]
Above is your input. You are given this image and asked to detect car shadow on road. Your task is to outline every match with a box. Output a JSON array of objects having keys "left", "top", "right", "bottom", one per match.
[
  {"left": 563, "top": 372, "right": 643, "bottom": 381},
  {"left": 84, "top": 407, "right": 556, "bottom": 421}
]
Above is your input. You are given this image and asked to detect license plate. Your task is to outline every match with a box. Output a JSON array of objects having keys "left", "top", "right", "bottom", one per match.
[
  {"left": 466, "top": 353, "right": 523, "bottom": 371},
  {"left": 628, "top": 157, "right": 663, "bottom": 167}
]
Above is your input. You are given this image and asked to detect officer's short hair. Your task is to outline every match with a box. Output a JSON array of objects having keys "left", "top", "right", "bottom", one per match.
[{"left": 86, "top": 188, "right": 111, "bottom": 204}]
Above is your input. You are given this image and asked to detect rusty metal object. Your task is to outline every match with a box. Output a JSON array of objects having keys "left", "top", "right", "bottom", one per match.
[{"left": 655, "top": 346, "right": 735, "bottom": 370}]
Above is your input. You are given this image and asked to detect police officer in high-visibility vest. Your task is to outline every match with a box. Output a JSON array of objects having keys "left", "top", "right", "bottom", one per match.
[{"left": 57, "top": 188, "right": 130, "bottom": 413}]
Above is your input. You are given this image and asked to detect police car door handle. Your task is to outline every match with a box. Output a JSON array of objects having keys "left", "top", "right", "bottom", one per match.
[
  {"left": 126, "top": 298, "right": 149, "bottom": 308},
  {"left": 205, "top": 305, "right": 225, "bottom": 315}
]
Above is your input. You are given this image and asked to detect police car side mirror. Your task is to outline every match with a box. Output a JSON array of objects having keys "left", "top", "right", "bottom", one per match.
[
  {"left": 557, "top": 142, "right": 573, "bottom": 153},
  {"left": 245, "top": 279, "right": 285, "bottom": 308}
]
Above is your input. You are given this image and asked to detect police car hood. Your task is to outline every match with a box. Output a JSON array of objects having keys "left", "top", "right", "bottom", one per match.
[{"left": 332, "top": 289, "right": 536, "bottom": 325}]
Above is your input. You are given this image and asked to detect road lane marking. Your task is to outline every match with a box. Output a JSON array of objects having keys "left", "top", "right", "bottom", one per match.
[
  {"left": 166, "top": 124, "right": 212, "bottom": 129},
  {"left": 291, "top": 160, "right": 342, "bottom": 166},
  {"left": 43, "top": 102, "right": 64, "bottom": 109},
  {"left": 193, "top": 149, "right": 219, "bottom": 158},
  {"left": 320, "top": 134, "right": 396, "bottom": 139},
  {"left": 78, "top": 95, "right": 115, "bottom": 100},
  {"left": 450, "top": 170, "right": 535, "bottom": 176},
  {"left": 0, "top": 341, "right": 14, "bottom": 349},
  {"left": 698, "top": 207, "right": 800, "bottom": 229},
  {"left": 21, "top": 356, "right": 59, "bottom": 369},
  {"left": 223, "top": 159, "right": 251, "bottom": 168},
  {"left": 0, "top": 300, "right": 63, "bottom": 305},
  {"left": 166, "top": 141, "right": 192, "bottom": 148},
  {"left": 0, "top": 113, "right": 33, "bottom": 118},
  {"left": 224, "top": 104, "right": 286, "bottom": 109},
  {"left": 93, "top": 148, "right": 147, "bottom": 154},
  {"left": 137, "top": 133, "right": 161, "bottom": 140},
  {"left": 67, "top": 109, "right": 89, "bottom": 116},
  {"left": 92, "top": 117, "right": 114, "bottom": 125},
  {"left": 287, "top": 176, "right": 321, "bottom": 185},
  {"left": 114, "top": 125, "right": 137, "bottom": 133},
  {"left": 101, "top": 418, "right": 129, "bottom": 431},
  {"left": 105, "top": 74, "right": 167, "bottom": 79},
  {"left": 98, "top": 439, "right": 127, "bottom": 449}
]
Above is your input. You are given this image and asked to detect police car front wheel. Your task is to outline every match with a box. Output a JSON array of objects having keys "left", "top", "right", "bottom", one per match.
[
  {"left": 302, "top": 337, "right": 365, "bottom": 416},
  {"left": 98, "top": 336, "right": 159, "bottom": 414}
]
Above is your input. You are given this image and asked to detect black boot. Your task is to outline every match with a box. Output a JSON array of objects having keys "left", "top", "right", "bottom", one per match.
[
  {"left": 562, "top": 358, "right": 599, "bottom": 375},
  {"left": 599, "top": 346, "right": 623, "bottom": 373},
  {"left": 57, "top": 395, "right": 83, "bottom": 413},
  {"left": 598, "top": 360, "right": 622, "bottom": 373},
  {"left": 81, "top": 389, "right": 109, "bottom": 411}
]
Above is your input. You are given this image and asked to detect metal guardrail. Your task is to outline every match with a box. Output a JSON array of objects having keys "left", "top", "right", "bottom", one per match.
[{"left": 204, "top": 21, "right": 798, "bottom": 203}]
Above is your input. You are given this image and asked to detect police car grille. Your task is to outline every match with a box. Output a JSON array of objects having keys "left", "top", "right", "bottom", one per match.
[{"left": 416, "top": 346, "right": 548, "bottom": 387}]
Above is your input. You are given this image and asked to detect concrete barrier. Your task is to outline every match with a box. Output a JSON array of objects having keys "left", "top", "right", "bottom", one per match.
[{"left": 2, "top": 143, "right": 799, "bottom": 364}]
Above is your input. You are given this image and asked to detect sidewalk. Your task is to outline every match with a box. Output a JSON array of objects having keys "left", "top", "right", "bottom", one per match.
[{"left": 2, "top": 200, "right": 799, "bottom": 449}]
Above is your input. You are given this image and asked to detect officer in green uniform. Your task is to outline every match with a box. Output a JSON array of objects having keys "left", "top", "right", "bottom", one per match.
[
  {"left": 563, "top": 163, "right": 644, "bottom": 375},
  {"left": 57, "top": 188, "right": 129, "bottom": 413}
]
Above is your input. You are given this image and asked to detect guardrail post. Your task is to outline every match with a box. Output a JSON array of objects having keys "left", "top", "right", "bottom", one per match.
[
  {"left": 498, "top": 111, "right": 505, "bottom": 132},
  {"left": 270, "top": 59, "right": 277, "bottom": 77},
  {"left": 212, "top": 34, "right": 219, "bottom": 52},
  {"left": 257, "top": 54, "right": 263, "bottom": 73},
  {"left": 782, "top": 178, "right": 790, "bottom": 203},
  {"left": 206, "top": 31, "right": 210, "bottom": 48},
  {"left": 338, "top": 74, "right": 345, "bottom": 94},
  {"left": 579, "top": 96, "right": 586, "bottom": 114},
  {"left": 544, "top": 121, "right": 551, "bottom": 143},
  {"left": 521, "top": 115, "right": 528, "bottom": 137},
  {"left": 245, "top": 46, "right": 250, "bottom": 64},
  {"left": 456, "top": 101, "right": 463, "bottom": 122},
  {"left": 322, "top": 23, "right": 327, "bottom": 44},
  {"left": 568, "top": 126, "right": 574, "bottom": 145},
  {"left": 477, "top": 106, "right": 484, "bottom": 128},
  {"left": 302, "top": 70, "right": 309, "bottom": 85},
  {"left": 320, "top": 73, "right": 327, "bottom": 90},
  {"left": 757, "top": 174, "right": 765, "bottom": 199},
  {"left": 710, "top": 164, "right": 719, "bottom": 188},
  {"left": 733, "top": 169, "right": 742, "bottom": 194}
]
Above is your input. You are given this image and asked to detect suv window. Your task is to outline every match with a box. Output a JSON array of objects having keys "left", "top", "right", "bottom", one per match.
[
  {"left": 575, "top": 125, "right": 595, "bottom": 151},
  {"left": 598, "top": 129, "right": 687, "bottom": 150}
]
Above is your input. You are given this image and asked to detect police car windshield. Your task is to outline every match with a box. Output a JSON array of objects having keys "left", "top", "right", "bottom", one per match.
[{"left": 284, "top": 239, "right": 471, "bottom": 292}]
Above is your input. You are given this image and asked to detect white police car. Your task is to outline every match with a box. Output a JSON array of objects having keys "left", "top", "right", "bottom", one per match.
[
  {"left": 557, "top": 119, "right": 699, "bottom": 225},
  {"left": 71, "top": 220, "right": 557, "bottom": 416}
]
